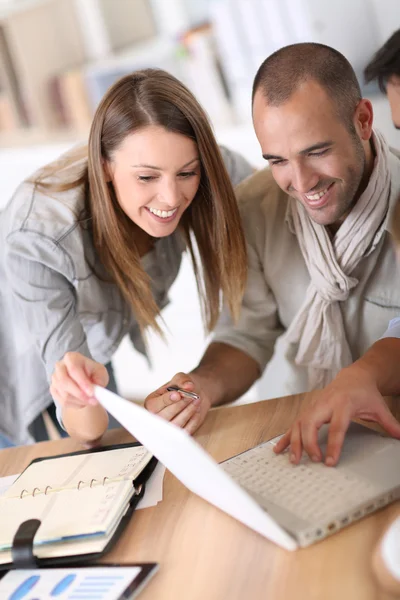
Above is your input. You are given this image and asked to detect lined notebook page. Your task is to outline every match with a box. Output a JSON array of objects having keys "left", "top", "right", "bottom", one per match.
[
  {"left": 0, "top": 492, "right": 128, "bottom": 565},
  {"left": 0, "top": 479, "right": 134, "bottom": 550},
  {"left": 4, "top": 446, "right": 152, "bottom": 499}
]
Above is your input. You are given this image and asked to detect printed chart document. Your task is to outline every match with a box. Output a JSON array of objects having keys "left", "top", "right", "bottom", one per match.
[
  {"left": 95, "top": 387, "right": 297, "bottom": 551},
  {"left": 0, "top": 565, "right": 158, "bottom": 600}
]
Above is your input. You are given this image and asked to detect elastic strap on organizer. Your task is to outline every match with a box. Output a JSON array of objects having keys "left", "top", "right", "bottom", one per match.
[{"left": 11, "top": 519, "right": 41, "bottom": 568}]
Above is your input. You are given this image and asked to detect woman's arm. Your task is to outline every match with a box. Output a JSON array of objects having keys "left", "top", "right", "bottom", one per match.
[
  {"left": 5, "top": 231, "right": 110, "bottom": 444},
  {"left": 51, "top": 352, "right": 109, "bottom": 445}
]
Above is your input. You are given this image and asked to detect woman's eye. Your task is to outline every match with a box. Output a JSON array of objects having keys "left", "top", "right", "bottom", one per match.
[
  {"left": 178, "top": 171, "right": 197, "bottom": 178},
  {"left": 138, "top": 175, "right": 157, "bottom": 182}
]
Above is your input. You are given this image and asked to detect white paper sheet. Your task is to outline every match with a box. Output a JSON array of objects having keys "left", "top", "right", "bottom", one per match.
[
  {"left": 136, "top": 462, "right": 165, "bottom": 509},
  {"left": 95, "top": 386, "right": 297, "bottom": 551},
  {"left": 0, "top": 473, "right": 18, "bottom": 496}
]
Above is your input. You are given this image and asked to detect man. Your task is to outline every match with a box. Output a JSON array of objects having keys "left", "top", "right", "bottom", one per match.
[
  {"left": 145, "top": 43, "right": 400, "bottom": 452},
  {"left": 272, "top": 35, "right": 400, "bottom": 466},
  {"left": 364, "top": 29, "right": 400, "bottom": 129}
]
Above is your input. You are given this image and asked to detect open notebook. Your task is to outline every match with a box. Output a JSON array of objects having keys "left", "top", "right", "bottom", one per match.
[{"left": 0, "top": 443, "right": 156, "bottom": 567}]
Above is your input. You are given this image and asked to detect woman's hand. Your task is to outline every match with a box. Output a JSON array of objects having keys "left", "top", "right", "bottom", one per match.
[
  {"left": 50, "top": 352, "right": 110, "bottom": 445},
  {"left": 145, "top": 372, "right": 211, "bottom": 435},
  {"left": 50, "top": 351, "right": 109, "bottom": 409}
]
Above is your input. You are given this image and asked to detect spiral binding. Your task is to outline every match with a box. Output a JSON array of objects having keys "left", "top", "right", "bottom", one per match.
[{"left": 15, "top": 475, "right": 137, "bottom": 499}]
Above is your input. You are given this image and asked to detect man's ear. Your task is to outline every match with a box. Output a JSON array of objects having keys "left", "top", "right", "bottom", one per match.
[{"left": 354, "top": 98, "right": 374, "bottom": 141}]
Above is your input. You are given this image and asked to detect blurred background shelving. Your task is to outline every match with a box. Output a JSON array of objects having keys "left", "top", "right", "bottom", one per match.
[{"left": 0, "top": 0, "right": 399, "bottom": 148}]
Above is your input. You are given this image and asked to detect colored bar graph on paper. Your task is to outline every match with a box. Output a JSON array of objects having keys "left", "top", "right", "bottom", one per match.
[{"left": 1, "top": 567, "right": 143, "bottom": 600}]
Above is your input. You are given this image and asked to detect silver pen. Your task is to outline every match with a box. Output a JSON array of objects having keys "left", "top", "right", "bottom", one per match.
[{"left": 166, "top": 385, "right": 200, "bottom": 400}]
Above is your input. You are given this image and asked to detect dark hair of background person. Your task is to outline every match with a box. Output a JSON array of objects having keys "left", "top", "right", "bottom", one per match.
[{"left": 364, "top": 29, "right": 400, "bottom": 93}]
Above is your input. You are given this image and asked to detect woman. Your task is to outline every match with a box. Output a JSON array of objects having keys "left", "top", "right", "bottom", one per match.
[{"left": 0, "top": 69, "right": 252, "bottom": 447}]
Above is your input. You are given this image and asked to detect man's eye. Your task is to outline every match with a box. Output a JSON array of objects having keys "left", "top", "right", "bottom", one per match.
[
  {"left": 178, "top": 171, "right": 196, "bottom": 178},
  {"left": 270, "top": 160, "right": 286, "bottom": 166},
  {"left": 309, "top": 149, "right": 329, "bottom": 157}
]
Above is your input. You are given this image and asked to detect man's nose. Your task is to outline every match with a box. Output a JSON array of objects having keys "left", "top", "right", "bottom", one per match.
[{"left": 289, "top": 163, "right": 319, "bottom": 194}]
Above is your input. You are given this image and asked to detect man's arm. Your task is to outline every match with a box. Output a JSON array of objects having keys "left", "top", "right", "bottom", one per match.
[
  {"left": 144, "top": 342, "right": 260, "bottom": 436},
  {"left": 274, "top": 336, "right": 400, "bottom": 466},
  {"left": 191, "top": 342, "right": 261, "bottom": 406},
  {"left": 352, "top": 336, "right": 400, "bottom": 395}
]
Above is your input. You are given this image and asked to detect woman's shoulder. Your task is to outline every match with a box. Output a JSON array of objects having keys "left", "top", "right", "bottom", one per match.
[
  {"left": 219, "top": 145, "right": 254, "bottom": 187},
  {"left": 2, "top": 145, "right": 89, "bottom": 242}
]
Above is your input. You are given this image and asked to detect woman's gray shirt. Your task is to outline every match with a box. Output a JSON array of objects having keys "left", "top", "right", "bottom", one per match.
[{"left": 0, "top": 146, "right": 253, "bottom": 444}]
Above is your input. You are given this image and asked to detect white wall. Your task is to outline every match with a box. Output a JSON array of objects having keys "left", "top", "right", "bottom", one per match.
[{"left": 370, "top": 0, "right": 400, "bottom": 44}]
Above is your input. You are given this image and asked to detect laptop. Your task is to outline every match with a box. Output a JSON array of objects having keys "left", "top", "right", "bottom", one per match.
[
  {"left": 220, "top": 422, "right": 400, "bottom": 546},
  {"left": 95, "top": 387, "right": 400, "bottom": 550}
]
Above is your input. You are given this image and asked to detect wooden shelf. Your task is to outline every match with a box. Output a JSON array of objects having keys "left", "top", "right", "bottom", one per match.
[
  {"left": 0, "top": 126, "right": 86, "bottom": 148},
  {"left": 0, "top": 0, "right": 158, "bottom": 140}
]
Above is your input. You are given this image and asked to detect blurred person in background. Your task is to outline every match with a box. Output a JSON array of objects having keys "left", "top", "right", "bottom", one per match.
[
  {"left": 145, "top": 43, "right": 400, "bottom": 448},
  {"left": 0, "top": 69, "right": 253, "bottom": 448},
  {"left": 364, "top": 28, "right": 400, "bottom": 129}
]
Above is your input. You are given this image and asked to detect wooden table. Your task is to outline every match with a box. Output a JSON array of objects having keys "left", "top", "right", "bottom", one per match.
[{"left": 1, "top": 393, "right": 400, "bottom": 600}]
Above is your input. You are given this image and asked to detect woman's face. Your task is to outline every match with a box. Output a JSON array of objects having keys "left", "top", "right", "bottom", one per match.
[{"left": 105, "top": 125, "right": 201, "bottom": 239}]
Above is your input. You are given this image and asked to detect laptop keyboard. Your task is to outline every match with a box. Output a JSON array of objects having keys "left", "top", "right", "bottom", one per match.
[{"left": 221, "top": 441, "right": 381, "bottom": 522}]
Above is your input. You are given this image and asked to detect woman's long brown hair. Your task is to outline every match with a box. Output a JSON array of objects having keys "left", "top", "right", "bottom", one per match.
[{"left": 33, "top": 69, "right": 247, "bottom": 337}]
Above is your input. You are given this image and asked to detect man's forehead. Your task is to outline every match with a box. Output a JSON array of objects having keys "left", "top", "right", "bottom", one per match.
[
  {"left": 253, "top": 80, "right": 333, "bottom": 115},
  {"left": 253, "top": 86, "right": 341, "bottom": 148}
]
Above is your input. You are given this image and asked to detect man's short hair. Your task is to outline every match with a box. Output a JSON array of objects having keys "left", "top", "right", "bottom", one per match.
[
  {"left": 364, "top": 29, "right": 400, "bottom": 93},
  {"left": 252, "top": 43, "right": 362, "bottom": 129}
]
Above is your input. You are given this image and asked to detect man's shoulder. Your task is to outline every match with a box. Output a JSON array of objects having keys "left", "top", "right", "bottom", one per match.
[{"left": 235, "top": 167, "right": 289, "bottom": 225}]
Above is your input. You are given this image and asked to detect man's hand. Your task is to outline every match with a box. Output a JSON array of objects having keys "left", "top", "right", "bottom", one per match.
[
  {"left": 145, "top": 372, "right": 211, "bottom": 435},
  {"left": 274, "top": 364, "right": 400, "bottom": 466}
]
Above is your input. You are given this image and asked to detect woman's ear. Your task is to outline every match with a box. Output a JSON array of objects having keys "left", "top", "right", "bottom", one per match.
[{"left": 102, "top": 159, "right": 113, "bottom": 183}]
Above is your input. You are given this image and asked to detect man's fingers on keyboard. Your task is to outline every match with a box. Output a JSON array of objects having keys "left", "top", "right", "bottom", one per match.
[
  {"left": 273, "top": 430, "right": 291, "bottom": 453},
  {"left": 325, "top": 415, "right": 350, "bottom": 466},
  {"left": 301, "top": 409, "right": 333, "bottom": 462},
  {"left": 301, "top": 422, "right": 322, "bottom": 462},
  {"left": 289, "top": 422, "right": 303, "bottom": 464}
]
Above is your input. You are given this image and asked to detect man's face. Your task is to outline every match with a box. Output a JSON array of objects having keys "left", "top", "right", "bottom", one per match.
[
  {"left": 252, "top": 81, "right": 371, "bottom": 228},
  {"left": 386, "top": 76, "right": 400, "bottom": 129}
]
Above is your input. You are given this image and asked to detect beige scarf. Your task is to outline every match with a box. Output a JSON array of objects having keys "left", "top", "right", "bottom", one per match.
[{"left": 282, "top": 130, "right": 391, "bottom": 389}]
